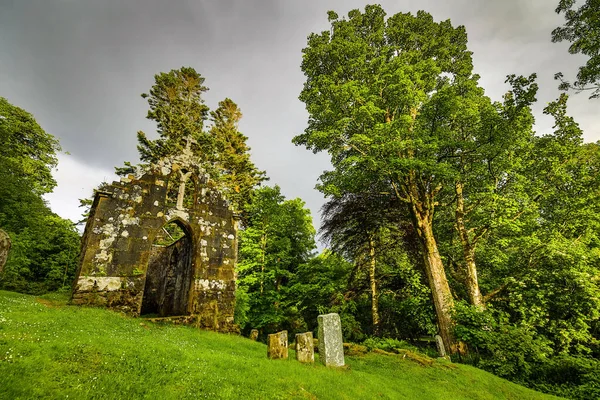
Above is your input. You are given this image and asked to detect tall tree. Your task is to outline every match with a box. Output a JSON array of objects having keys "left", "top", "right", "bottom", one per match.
[
  {"left": 294, "top": 5, "right": 520, "bottom": 352},
  {"left": 210, "top": 98, "right": 266, "bottom": 214},
  {"left": 0, "top": 97, "right": 60, "bottom": 195},
  {"left": 0, "top": 97, "right": 80, "bottom": 293},
  {"left": 441, "top": 74, "right": 538, "bottom": 309},
  {"left": 320, "top": 182, "right": 407, "bottom": 335},
  {"left": 453, "top": 96, "right": 600, "bottom": 398},
  {"left": 552, "top": 0, "right": 600, "bottom": 98},
  {"left": 136, "top": 67, "right": 212, "bottom": 163},
  {"left": 236, "top": 185, "right": 316, "bottom": 333},
  {"left": 115, "top": 68, "right": 264, "bottom": 214}
]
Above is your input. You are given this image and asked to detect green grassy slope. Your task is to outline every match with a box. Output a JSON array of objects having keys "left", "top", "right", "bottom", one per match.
[{"left": 0, "top": 291, "right": 560, "bottom": 400}]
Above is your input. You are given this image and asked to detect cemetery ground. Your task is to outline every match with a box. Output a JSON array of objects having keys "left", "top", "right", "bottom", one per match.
[{"left": 0, "top": 291, "right": 560, "bottom": 400}]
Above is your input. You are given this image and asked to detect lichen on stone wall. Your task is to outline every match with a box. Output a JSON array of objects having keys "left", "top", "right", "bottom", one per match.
[{"left": 71, "top": 152, "right": 239, "bottom": 333}]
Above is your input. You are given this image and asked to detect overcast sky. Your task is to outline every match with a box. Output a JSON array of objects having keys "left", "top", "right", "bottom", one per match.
[{"left": 0, "top": 0, "right": 597, "bottom": 240}]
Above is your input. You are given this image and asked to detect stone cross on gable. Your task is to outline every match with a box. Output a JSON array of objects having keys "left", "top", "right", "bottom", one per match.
[
  {"left": 184, "top": 135, "right": 197, "bottom": 153},
  {"left": 175, "top": 135, "right": 198, "bottom": 209},
  {"left": 176, "top": 169, "right": 192, "bottom": 210}
]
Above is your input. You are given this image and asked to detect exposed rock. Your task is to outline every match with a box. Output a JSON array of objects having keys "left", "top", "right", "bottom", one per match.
[
  {"left": 249, "top": 329, "right": 259, "bottom": 341},
  {"left": 0, "top": 229, "right": 11, "bottom": 273},
  {"left": 317, "top": 313, "right": 345, "bottom": 367},
  {"left": 267, "top": 331, "right": 288, "bottom": 360},
  {"left": 295, "top": 332, "right": 314, "bottom": 363}
]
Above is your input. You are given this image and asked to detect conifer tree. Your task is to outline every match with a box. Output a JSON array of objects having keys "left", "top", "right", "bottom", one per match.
[
  {"left": 115, "top": 67, "right": 264, "bottom": 214},
  {"left": 137, "top": 67, "right": 212, "bottom": 163},
  {"left": 210, "top": 98, "right": 266, "bottom": 213}
]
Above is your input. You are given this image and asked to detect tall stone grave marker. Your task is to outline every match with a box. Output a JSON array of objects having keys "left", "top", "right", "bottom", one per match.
[
  {"left": 435, "top": 334, "right": 446, "bottom": 357},
  {"left": 0, "top": 229, "right": 10, "bottom": 274},
  {"left": 295, "top": 332, "right": 314, "bottom": 363},
  {"left": 317, "top": 313, "right": 344, "bottom": 367},
  {"left": 267, "top": 330, "right": 288, "bottom": 359}
]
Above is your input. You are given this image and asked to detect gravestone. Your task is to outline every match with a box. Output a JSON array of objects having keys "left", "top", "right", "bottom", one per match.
[
  {"left": 295, "top": 332, "right": 314, "bottom": 363},
  {"left": 317, "top": 313, "right": 344, "bottom": 367},
  {"left": 0, "top": 229, "right": 10, "bottom": 274},
  {"left": 267, "top": 330, "right": 288, "bottom": 359},
  {"left": 435, "top": 334, "right": 446, "bottom": 357},
  {"left": 249, "top": 329, "right": 259, "bottom": 341}
]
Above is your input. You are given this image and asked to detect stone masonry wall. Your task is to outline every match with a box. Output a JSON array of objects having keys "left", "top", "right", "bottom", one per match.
[{"left": 71, "top": 161, "right": 238, "bottom": 333}]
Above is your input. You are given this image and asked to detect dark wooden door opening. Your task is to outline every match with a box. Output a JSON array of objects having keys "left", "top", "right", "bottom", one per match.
[{"left": 141, "top": 220, "right": 194, "bottom": 317}]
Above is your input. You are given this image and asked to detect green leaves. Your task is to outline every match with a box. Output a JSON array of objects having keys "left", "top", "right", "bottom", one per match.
[
  {"left": 209, "top": 98, "right": 266, "bottom": 214},
  {"left": 138, "top": 67, "right": 211, "bottom": 163},
  {"left": 0, "top": 98, "right": 80, "bottom": 294},
  {"left": 295, "top": 6, "right": 487, "bottom": 202},
  {"left": 122, "top": 68, "right": 264, "bottom": 214},
  {"left": 0, "top": 97, "right": 60, "bottom": 195},
  {"left": 552, "top": 0, "right": 600, "bottom": 98},
  {"left": 235, "top": 186, "right": 316, "bottom": 333}
]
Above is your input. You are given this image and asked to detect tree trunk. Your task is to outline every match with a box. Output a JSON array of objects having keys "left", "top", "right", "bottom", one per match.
[
  {"left": 392, "top": 108, "right": 456, "bottom": 353},
  {"left": 405, "top": 177, "right": 457, "bottom": 354},
  {"left": 416, "top": 218, "right": 457, "bottom": 354},
  {"left": 260, "top": 231, "right": 266, "bottom": 295},
  {"left": 368, "top": 237, "right": 380, "bottom": 336},
  {"left": 455, "top": 181, "right": 483, "bottom": 309},
  {"left": 0, "top": 228, "right": 10, "bottom": 274}
]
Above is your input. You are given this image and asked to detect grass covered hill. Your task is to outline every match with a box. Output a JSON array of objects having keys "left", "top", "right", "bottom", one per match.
[{"left": 0, "top": 290, "right": 560, "bottom": 399}]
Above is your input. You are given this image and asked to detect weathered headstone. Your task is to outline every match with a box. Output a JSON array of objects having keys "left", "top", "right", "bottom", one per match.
[
  {"left": 267, "top": 330, "right": 288, "bottom": 359},
  {"left": 435, "top": 334, "right": 446, "bottom": 357},
  {"left": 0, "top": 229, "right": 10, "bottom": 274},
  {"left": 249, "top": 329, "right": 259, "bottom": 341},
  {"left": 295, "top": 332, "right": 314, "bottom": 363},
  {"left": 317, "top": 313, "right": 345, "bottom": 367}
]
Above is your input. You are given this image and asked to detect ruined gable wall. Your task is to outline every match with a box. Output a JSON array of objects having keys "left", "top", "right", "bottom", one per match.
[
  {"left": 71, "top": 173, "right": 166, "bottom": 314},
  {"left": 188, "top": 187, "right": 238, "bottom": 332},
  {"left": 71, "top": 169, "right": 238, "bottom": 333}
]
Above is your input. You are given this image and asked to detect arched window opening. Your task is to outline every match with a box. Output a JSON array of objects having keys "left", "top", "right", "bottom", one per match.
[
  {"left": 154, "top": 222, "right": 186, "bottom": 246},
  {"left": 141, "top": 220, "right": 194, "bottom": 317}
]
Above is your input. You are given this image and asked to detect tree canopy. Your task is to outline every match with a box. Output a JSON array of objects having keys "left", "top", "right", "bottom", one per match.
[
  {"left": 294, "top": 4, "right": 541, "bottom": 353},
  {"left": 235, "top": 185, "right": 316, "bottom": 334},
  {"left": 552, "top": 0, "right": 600, "bottom": 98},
  {"left": 0, "top": 97, "right": 80, "bottom": 293},
  {"left": 294, "top": 5, "right": 600, "bottom": 397},
  {"left": 119, "top": 67, "right": 265, "bottom": 214}
]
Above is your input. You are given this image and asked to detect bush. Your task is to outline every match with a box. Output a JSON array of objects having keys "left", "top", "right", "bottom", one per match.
[{"left": 454, "top": 301, "right": 600, "bottom": 399}]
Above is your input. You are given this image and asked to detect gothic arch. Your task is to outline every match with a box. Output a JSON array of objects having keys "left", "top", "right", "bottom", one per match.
[{"left": 141, "top": 218, "right": 195, "bottom": 317}]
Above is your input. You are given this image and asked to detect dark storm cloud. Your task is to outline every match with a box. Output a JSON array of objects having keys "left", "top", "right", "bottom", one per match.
[
  {"left": 0, "top": 0, "right": 321, "bottom": 169},
  {"left": 1, "top": 0, "right": 597, "bottom": 231}
]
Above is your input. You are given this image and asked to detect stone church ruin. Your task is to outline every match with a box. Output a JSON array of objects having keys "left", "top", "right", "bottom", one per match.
[{"left": 71, "top": 146, "right": 238, "bottom": 333}]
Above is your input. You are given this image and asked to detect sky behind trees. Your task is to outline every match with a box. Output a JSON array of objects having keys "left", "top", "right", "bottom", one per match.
[{"left": 0, "top": 0, "right": 597, "bottom": 232}]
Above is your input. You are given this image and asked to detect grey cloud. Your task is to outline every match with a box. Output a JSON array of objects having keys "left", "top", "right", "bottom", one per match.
[{"left": 0, "top": 0, "right": 597, "bottom": 234}]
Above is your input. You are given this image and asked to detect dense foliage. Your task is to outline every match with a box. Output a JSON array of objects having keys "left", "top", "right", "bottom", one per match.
[
  {"left": 2, "top": 4, "right": 599, "bottom": 399},
  {"left": 0, "top": 97, "right": 80, "bottom": 293},
  {"left": 293, "top": 5, "right": 600, "bottom": 398},
  {"left": 121, "top": 67, "right": 265, "bottom": 214},
  {"left": 235, "top": 185, "right": 316, "bottom": 335},
  {"left": 553, "top": 0, "right": 600, "bottom": 98}
]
